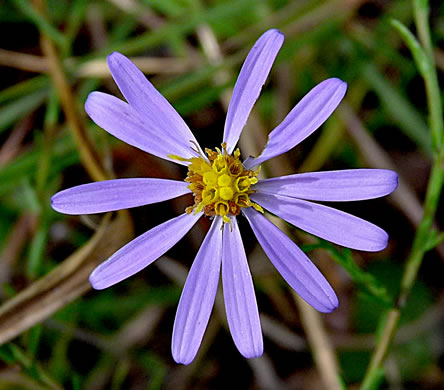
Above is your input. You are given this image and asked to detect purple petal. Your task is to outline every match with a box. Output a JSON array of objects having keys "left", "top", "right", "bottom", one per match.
[
  {"left": 172, "top": 217, "right": 223, "bottom": 365},
  {"left": 223, "top": 29, "right": 284, "bottom": 154},
  {"left": 244, "top": 78, "right": 347, "bottom": 169},
  {"left": 243, "top": 208, "right": 338, "bottom": 313},
  {"left": 85, "top": 92, "right": 195, "bottom": 165},
  {"left": 222, "top": 218, "right": 263, "bottom": 358},
  {"left": 251, "top": 192, "right": 388, "bottom": 252},
  {"left": 107, "top": 52, "right": 200, "bottom": 151},
  {"left": 89, "top": 212, "right": 201, "bottom": 290},
  {"left": 51, "top": 178, "right": 191, "bottom": 215},
  {"left": 254, "top": 169, "right": 398, "bottom": 202}
]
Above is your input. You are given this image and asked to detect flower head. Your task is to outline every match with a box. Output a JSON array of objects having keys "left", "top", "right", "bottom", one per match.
[
  {"left": 173, "top": 144, "right": 263, "bottom": 223},
  {"left": 51, "top": 29, "right": 398, "bottom": 364}
]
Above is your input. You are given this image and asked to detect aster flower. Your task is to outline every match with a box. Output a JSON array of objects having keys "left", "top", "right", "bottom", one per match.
[{"left": 51, "top": 29, "right": 398, "bottom": 364}]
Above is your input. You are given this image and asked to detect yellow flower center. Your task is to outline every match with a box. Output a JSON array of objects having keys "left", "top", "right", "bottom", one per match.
[{"left": 170, "top": 143, "right": 263, "bottom": 223}]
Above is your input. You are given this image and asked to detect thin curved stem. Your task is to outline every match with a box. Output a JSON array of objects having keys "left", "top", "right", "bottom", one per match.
[{"left": 361, "top": 1, "right": 444, "bottom": 387}]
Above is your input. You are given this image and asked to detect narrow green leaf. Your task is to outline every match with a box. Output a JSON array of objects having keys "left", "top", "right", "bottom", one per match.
[
  {"left": 425, "top": 230, "right": 444, "bottom": 251},
  {"left": 12, "top": 0, "right": 68, "bottom": 50},
  {"left": 0, "top": 76, "right": 48, "bottom": 105},
  {"left": 413, "top": 0, "right": 433, "bottom": 61},
  {"left": 26, "top": 325, "right": 43, "bottom": 356},
  {"left": 142, "top": 0, "right": 185, "bottom": 17},
  {"left": 0, "top": 343, "right": 62, "bottom": 389},
  {"left": 390, "top": 19, "right": 430, "bottom": 77},
  {"left": 105, "top": 0, "right": 257, "bottom": 56},
  {"left": 174, "top": 83, "right": 227, "bottom": 115},
  {"left": 361, "top": 367, "right": 385, "bottom": 390},
  {"left": 64, "top": 0, "right": 89, "bottom": 57},
  {"left": 136, "top": 351, "right": 168, "bottom": 390},
  {"left": 36, "top": 90, "right": 59, "bottom": 197},
  {"left": 71, "top": 375, "right": 82, "bottom": 390},
  {"left": 160, "top": 63, "right": 223, "bottom": 102},
  {"left": 0, "top": 344, "right": 16, "bottom": 364},
  {"left": 0, "top": 135, "right": 79, "bottom": 197},
  {"left": 110, "top": 359, "right": 131, "bottom": 390},
  {"left": 27, "top": 218, "right": 50, "bottom": 279},
  {"left": 19, "top": 178, "right": 41, "bottom": 213},
  {"left": 415, "top": 0, "right": 429, "bottom": 8},
  {"left": 0, "top": 89, "right": 48, "bottom": 134},
  {"left": 314, "top": 242, "right": 392, "bottom": 307},
  {"left": 363, "top": 64, "right": 432, "bottom": 155}
]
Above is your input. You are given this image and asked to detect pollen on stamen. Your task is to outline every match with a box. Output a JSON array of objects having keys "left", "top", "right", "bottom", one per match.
[{"left": 174, "top": 144, "right": 262, "bottom": 222}]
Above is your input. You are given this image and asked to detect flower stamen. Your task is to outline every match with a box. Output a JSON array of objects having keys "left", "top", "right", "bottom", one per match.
[{"left": 175, "top": 143, "right": 262, "bottom": 222}]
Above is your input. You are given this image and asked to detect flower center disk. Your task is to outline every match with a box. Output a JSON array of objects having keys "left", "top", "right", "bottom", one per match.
[{"left": 182, "top": 145, "right": 262, "bottom": 223}]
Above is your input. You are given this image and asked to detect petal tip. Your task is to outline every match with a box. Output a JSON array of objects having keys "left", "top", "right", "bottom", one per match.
[
  {"left": 241, "top": 345, "right": 264, "bottom": 359},
  {"left": 89, "top": 269, "right": 108, "bottom": 290},
  {"left": 391, "top": 171, "right": 399, "bottom": 192},
  {"left": 334, "top": 77, "right": 348, "bottom": 92},
  {"left": 174, "top": 357, "right": 192, "bottom": 366},
  {"left": 380, "top": 232, "right": 390, "bottom": 251},
  {"left": 107, "top": 52, "right": 134, "bottom": 78},
  {"left": 323, "top": 77, "right": 348, "bottom": 97},
  {"left": 50, "top": 194, "right": 60, "bottom": 212},
  {"left": 107, "top": 51, "right": 124, "bottom": 65},
  {"left": 326, "top": 295, "right": 339, "bottom": 313},
  {"left": 329, "top": 76, "right": 346, "bottom": 84},
  {"left": 349, "top": 227, "right": 389, "bottom": 252},
  {"left": 265, "top": 28, "right": 285, "bottom": 39},
  {"left": 313, "top": 293, "right": 339, "bottom": 313},
  {"left": 172, "top": 349, "right": 194, "bottom": 365},
  {"left": 244, "top": 352, "right": 264, "bottom": 359},
  {"left": 84, "top": 91, "right": 100, "bottom": 113},
  {"left": 369, "top": 228, "right": 390, "bottom": 252},
  {"left": 50, "top": 191, "right": 76, "bottom": 215}
]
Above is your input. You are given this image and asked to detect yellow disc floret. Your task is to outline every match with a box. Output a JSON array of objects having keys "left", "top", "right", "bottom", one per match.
[{"left": 170, "top": 143, "right": 263, "bottom": 223}]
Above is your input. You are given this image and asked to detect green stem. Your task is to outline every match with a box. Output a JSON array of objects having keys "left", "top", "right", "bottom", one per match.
[
  {"left": 422, "top": 55, "right": 444, "bottom": 155},
  {"left": 361, "top": 310, "right": 400, "bottom": 390},
  {"left": 361, "top": 157, "right": 444, "bottom": 389},
  {"left": 398, "top": 158, "right": 444, "bottom": 304},
  {"left": 413, "top": 0, "right": 443, "bottom": 153},
  {"left": 413, "top": 0, "right": 433, "bottom": 60},
  {"left": 361, "top": 1, "right": 444, "bottom": 387}
]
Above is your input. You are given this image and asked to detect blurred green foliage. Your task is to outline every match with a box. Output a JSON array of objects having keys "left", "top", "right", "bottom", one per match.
[{"left": 0, "top": 0, "right": 443, "bottom": 389}]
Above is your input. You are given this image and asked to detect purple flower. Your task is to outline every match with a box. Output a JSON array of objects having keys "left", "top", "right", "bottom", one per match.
[{"left": 51, "top": 29, "right": 398, "bottom": 364}]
